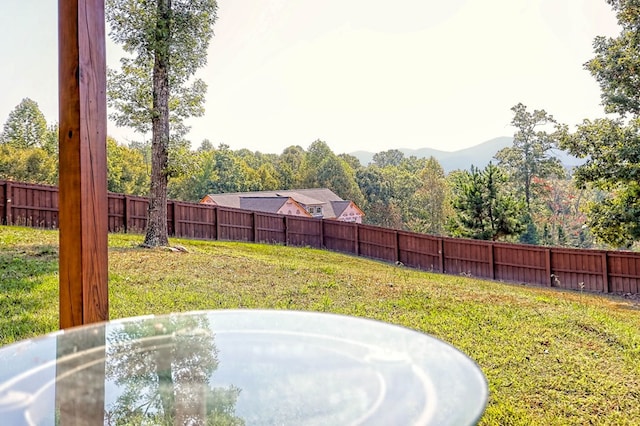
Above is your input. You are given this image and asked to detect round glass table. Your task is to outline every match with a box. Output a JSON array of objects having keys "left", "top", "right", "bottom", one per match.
[{"left": 0, "top": 310, "right": 487, "bottom": 425}]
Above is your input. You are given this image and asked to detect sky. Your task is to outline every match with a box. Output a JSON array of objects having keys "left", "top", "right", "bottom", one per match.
[{"left": 0, "top": 0, "right": 621, "bottom": 155}]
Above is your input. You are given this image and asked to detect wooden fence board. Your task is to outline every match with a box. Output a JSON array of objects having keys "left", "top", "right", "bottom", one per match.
[
  {"left": 398, "top": 232, "right": 441, "bottom": 271},
  {"left": 217, "top": 207, "right": 253, "bottom": 241},
  {"left": 323, "top": 221, "right": 357, "bottom": 254},
  {"left": 286, "top": 216, "right": 322, "bottom": 248},
  {"left": 254, "top": 213, "right": 286, "bottom": 244},
  {"left": 443, "top": 238, "right": 492, "bottom": 278},
  {"left": 493, "top": 243, "right": 548, "bottom": 286},
  {"left": 358, "top": 224, "right": 397, "bottom": 262},
  {"left": 551, "top": 248, "right": 607, "bottom": 292},
  {"left": 608, "top": 252, "right": 640, "bottom": 294}
]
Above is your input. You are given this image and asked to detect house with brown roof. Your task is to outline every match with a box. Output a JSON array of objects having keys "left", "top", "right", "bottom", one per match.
[{"left": 200, "top": 188, "right": 365, "bottom": 223}]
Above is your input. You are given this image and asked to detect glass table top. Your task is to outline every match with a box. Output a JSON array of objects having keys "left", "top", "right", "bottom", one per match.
[{"left": 0, "top": 310, "right": 487, "bottom": 425}]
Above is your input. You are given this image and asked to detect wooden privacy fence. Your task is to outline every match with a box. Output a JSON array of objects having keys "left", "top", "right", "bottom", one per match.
[{"left": 2, "top": 179, "right": 639, "bottom": 295}]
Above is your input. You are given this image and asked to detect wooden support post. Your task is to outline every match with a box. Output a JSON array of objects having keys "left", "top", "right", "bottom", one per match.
[
  {"left": 4, "top": 181, "right": 11, "bottom": 225},
  {"left": 252, "top": 212, "right": 258, "bottom": 242},
  {"left": 601, "top": 252, "right": 610, "bottom": 293},
  {"left": 488, "top": 243, "right": 495, "bottom": 280},
  {"left": 353, "top": 223, "right": 359, "bottom": 255},
  {"left": 438, "top": 238, "right": 445, "bottom": 273},
  {"left": 545, "top": 249, "right": 553, "bottom": 287},
  {"left": 58, "top": 0, "right": 109, "bottom": 328},
  {"left": 284, "top": 216, "right": 289, "bottom": 246},
  {"left": 215, "top": 207, "right": 220, "bottom": 240},
  {"left": 123, "top": 195, "right": 130, "bottom": 233},
  {"left": 170, "top": 201, "right": 177, "bottom": 237}
]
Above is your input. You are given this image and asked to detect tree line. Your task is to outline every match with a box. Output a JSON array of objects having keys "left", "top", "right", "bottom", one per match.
[
  {"left": 0, "top": 97, "right": 597, "bottom": 249},
  {"left": 2, "top": 0, "right": 639, "bottom": 250}
]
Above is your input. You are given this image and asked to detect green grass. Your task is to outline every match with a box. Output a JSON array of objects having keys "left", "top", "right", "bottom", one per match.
[{"left": 1, "top": 225, "right": 639, "bottom": 425}]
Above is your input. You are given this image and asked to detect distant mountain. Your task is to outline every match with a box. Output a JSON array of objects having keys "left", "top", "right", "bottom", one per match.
[{"left": 349, "top": 136, "right": 585, "bottom": 173}]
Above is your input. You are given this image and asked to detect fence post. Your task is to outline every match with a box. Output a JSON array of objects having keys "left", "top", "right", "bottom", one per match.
[
  {"left": 545, "top": 249, "right": 552, "bottom": 287},
  {"left": 395, "top": 230, "right": 400, "bottom": 263},
  {"left": 438, "top": 238, "right": 445, "bottom": 273},
  {"left": 252, "top": 212, "right": 258, "bottom": 242},
  {"left": 601, "top": 252, "right": 610, "bottom": 293},
  {"left": 214, "top": 207, "right": 219, "bottom": 241},
  {"left": 284, "top": 216, "right": 289, "bottom": 246},
  {"left": 123, "top": 195, "right": 129, "bottom": 233},
  {"left": 488, "top": 243, "right": 495, "bottom": 280},
  {"left": 319, "top": 219, "right": 324, "bottom": 248},
  {"left": 4, "top": 181, "right": 11, "bottom": 225},
  {"left": 354, "top": 223, "right": 359, "bottom": 255},
  {"left": 170, "top": 201, "right": 177, "bottom": 237}
]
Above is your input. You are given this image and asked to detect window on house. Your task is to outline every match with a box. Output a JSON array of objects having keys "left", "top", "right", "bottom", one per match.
[{"left": 316, "top": 207, "right": 322, "bottom": 213}]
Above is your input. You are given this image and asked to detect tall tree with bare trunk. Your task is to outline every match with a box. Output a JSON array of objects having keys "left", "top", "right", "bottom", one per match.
[{"left": 106, "top": 0, "right": 217, "bottom": 246}]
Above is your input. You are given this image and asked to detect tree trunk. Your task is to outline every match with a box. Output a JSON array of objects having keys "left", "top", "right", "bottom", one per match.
[{"left": 144, "top": 0, "right": 171, "bottom": 247}]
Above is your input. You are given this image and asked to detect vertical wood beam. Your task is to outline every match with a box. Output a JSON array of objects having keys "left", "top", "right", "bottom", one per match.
[
  {"left": 4, "top": 181, "right": 12, "bottom": 225},
  {"left": 488, "top": 243, "right": 495, "bottom": 280},
  {"left": 284, "top": 215, "right": 289, "bottom": 246},
  {"left": 601, "top": 252, "right": 610, "bottom": 293},
  {"left": 58, "top": 0, "right": 109, "bottom": 328},
  {"left": 545, "top": 249, "right": 553, "bottom": 287}
]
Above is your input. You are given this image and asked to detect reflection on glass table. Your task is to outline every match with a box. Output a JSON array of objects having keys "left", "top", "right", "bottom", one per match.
[{"left": 0, "top": 310, "right": 488, "bottom": 425}]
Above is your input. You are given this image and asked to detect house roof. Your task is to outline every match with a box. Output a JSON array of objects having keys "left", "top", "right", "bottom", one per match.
[
  {"left": 200, "top": 188, "right": 363, "bottom": 219},
  {"left": 239, "top": 197, "right": 288, "bottom": 214}
]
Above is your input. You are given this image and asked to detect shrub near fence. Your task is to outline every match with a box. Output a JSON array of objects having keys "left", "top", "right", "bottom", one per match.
[{"left": 1, "top": 179, "right": 639, "bottom": 295}]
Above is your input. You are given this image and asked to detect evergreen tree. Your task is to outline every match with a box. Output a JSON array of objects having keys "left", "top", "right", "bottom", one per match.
[{"left": 448, "top": 163, "right": 525, "bottom": 241}]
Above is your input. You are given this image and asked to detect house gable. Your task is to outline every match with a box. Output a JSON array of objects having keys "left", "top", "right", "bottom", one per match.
[{"left": 332, "top": 201, "right": 365, "bottom": 223}]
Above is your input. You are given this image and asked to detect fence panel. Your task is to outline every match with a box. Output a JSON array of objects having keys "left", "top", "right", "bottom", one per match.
[
  {"left": 4, "top": 179, "right": 640, "bottom": 295},
  {"left": 550, "top": 248, "right": 606, "bottom": 292},
  {"left": 358, "top": 224, "right": 397, "bottom": 262},
  {"left": 606, "top": 252, "right": 640, "bottom": 294},
  {"left": 0, "top": 182, "right": 6, "bottom": 224},
  {"left": 0, "top": 180, "right": 6, "bottom": 225},
  {"left": 398, "top": 232, "right": 442, "bottom": 271},
  {"left": 126, "top": 196, "right": 148, "bottom": 233},
  {"left": 255, "top": 213, "right": 286, "bottom": 244},
  {"left": 323, "top": 221, "right": 356, "bottom": 254},
  {"left": 108, "top": 194, "right": 125, "bottom": 232},
  {"left": 217, "top": 207, "right": 253, "bottom": 241},
  {"left": 493, "top": 243, "right": 549, "bottom": 286},
  {"left": 11, "top": 182, "right": 59, "bottom": 228},
  {"left": 443, "top": 238, "right": 492, "bottom": 279},
  {"left": 286, "top": 216, "right": 322, "bottom": 248},
  {"left": 173, "top": 202, "right": 217, "bottom": 240}
]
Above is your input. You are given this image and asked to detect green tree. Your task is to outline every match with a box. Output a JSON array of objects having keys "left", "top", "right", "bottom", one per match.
[
  {"left": 107, "top": 137, "right": 150, "bottom": 195},
  {"left": 0, "top": 144, "right": 57, "bottom": 185},
  {"left": 407, "top": 157, "right": 451, "bottom": 235},
  {"left": 356, "top": 166, "right": 401, "bottom": 228},
  {"left": 372, "top": 149, "right": 404, "bottom": 168},
  {"left": 276, "top": 145, "right": 305, "bottom": 188},
  {"left": 1, "top": 98, "right": 49, "bottom": 149},
  {"left": 107, "top": 0, "right": 217, "bottom": 247},
  {"left": 495, "top": 103, "right": 565, "bottom": 210},
  {"left": 558, "top": 1, "right": 640, "bottom": 247},
  {"left": 300, "top": 140, "right": 364, "bottom": 204},
  {"left": 448, "top": 163, "right": 525, "bottom": 241},
  {"left": 169, "top": 144, "right": 257, "bottom": 201}
]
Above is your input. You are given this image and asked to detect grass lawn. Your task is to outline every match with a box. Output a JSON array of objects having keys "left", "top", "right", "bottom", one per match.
[{"left": 1, "top": 225, "right": 639, "bottom": 425}]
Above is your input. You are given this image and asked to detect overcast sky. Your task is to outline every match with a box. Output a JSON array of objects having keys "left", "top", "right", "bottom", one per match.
[{"left": 0, "top": 0, "right": 620, "bottom": 154}]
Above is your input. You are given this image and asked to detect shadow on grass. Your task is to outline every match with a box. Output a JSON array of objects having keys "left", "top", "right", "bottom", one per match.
[{"left": 0, "top": 244, "right": 59, "bottom": 345}]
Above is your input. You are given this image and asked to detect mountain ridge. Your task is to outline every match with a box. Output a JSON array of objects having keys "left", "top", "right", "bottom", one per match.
[{"left": 349, "top": 136, "right": 583, "bottom": 172}]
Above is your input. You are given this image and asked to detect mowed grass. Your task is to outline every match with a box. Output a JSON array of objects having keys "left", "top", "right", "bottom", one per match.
[{"left": 1, "top": 226, "right": 639, "bottom": 425}]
